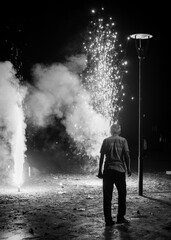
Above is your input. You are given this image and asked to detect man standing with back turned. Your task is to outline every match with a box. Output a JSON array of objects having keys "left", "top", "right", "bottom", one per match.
[{"left": 97, "top": 123, "right": 131, "bottom": 227}]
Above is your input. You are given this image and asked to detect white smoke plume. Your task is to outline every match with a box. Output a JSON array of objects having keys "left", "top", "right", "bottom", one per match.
[
  {"left": 65, "top": 54, "right": 87, "bottom": 73},
  {"left": 0, "top": 61, "right": 27, "bottom": 185},
  {"left": 26, "top": 56, "right": 110, "bottom": 158}
]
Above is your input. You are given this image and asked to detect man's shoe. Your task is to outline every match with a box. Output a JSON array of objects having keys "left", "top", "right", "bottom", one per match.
[
  {"left": 116, "top": 218, "right": 129, "bottom": 224},
  {"left": 105, "top": 220, "right": 115, "bottom": 227}
]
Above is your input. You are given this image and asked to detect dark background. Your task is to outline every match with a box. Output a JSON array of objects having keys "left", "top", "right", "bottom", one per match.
[{"left": 0, "top": 1, "right": 170, "bottom": 171}]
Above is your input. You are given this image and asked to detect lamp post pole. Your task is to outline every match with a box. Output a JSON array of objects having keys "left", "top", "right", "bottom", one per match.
[{"left": 130, "top": 33, "right": 153, "bottom": 196}]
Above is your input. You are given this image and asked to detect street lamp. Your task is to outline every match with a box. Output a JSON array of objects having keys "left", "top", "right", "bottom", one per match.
[{"left": 130, "top": 33, "right": 153, "bottom": 196}]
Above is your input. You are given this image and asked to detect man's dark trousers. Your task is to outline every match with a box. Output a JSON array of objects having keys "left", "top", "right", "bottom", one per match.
[{"left": 103, "top": 169, "right": 126, "bottom": 223}]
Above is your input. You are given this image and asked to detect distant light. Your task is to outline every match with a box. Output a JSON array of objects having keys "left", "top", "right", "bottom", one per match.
[
  {"left": 91, "top": 9, "right": 95, "bottom": 14},
  {"left": 131, "top": 97, "right": 134, "bottom": 100}
]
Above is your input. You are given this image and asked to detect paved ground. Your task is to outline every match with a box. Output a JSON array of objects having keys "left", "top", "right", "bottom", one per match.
[{"left": 0, "top": 171, "right": 171, "bottom": 240}]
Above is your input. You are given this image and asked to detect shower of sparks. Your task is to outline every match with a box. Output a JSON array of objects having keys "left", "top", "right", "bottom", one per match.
[
  {"left": 0, "top": 61, "right": 27, "bottom": 188},
  {"left": 63, "top": 9, "right": 129, "bottom": 162},
  {"left": 82, "top": 9, "right": 128, "bottom": 123}
]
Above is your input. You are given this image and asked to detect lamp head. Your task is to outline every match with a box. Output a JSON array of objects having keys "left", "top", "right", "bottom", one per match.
[{"left": 130, "top": 33, "right": 153, "bottom": 39}]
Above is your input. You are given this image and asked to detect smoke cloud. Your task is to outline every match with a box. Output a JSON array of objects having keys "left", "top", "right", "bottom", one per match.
[
  {"left": 26, "top": 55, "right": 110, "bottom": 158},
  {"left": 0, "top": 56, "right": 110, "bottom": 179}
]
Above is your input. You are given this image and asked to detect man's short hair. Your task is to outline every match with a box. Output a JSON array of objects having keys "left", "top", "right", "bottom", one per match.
[{"left": 110, "top": 123, "right": 121, "bottom": 135}]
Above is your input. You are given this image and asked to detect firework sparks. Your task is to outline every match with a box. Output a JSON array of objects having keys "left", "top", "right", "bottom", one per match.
[
  {"left": 0, "top": 61, "right": 27, "bottom": 188},
  {"left": 26, "top": 9, "right": 128, "bottom": 167},
  {"left": 63, "top": 9, "right": 128, "bottom": 160},
  {"left": 82, "top": 9, "right": 128, "bottom": 123}
]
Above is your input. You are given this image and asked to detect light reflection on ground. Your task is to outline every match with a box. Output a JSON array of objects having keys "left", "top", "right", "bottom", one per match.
[{"left": 1, "top": 229, "right": 32, "bottom": 240}]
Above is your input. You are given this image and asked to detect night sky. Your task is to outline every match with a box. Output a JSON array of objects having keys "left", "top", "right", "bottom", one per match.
[{"left": 0, "top": 1, "right": 170, "bottom": 151}]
